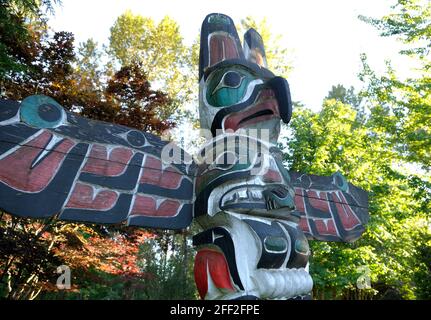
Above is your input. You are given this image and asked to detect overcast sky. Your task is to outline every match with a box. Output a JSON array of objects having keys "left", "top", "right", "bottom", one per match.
[{"left": 48, "top": 0, "right": 413, "bottom": 110}]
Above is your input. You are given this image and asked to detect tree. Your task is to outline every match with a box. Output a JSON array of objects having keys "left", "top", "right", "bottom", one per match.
[
  {"left": 0, "top": 0, "right": 58, "bottom": 77},
  {"left": 413, "top": 231, "right": 431, "bottom": 299},
  {"left": 359, "top": 0, "right": 431, "bottom": 59},
  {"left": 74, "top": 39, "right": 104, "bottom": 94},
  {"left": 359, "top": 0, "right": 431, "bottom": 170},
  {"left": 136, "top": 231, "right": 197, "bottom": 299},
  {"left": 348, "top": 1, "right": 431, "bottom": 298},
  {"left": 1, "top": 20, "right": 176, "bottom": 133},
  {"left": 283, "top": 99, "right": 430, "bottom": 299},
  {"left": 0, "top": 214, "right": 63, "bottom": 299},
  {"left": 1, "top": 24, "right": 77, "bottom": 104},
  {"left": 103, "top": 63, "right": 175, "bottom": 134},
  {"left": 325, "top": 84, "right": 362, "bottom": 109},
  {"left": 108, "top": 11, "right": 196, "bottom": 116}
]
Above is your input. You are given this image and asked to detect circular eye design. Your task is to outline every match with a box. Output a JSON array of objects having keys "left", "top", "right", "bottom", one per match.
[
  {"left": 127, "top": 130, "right": 147, "bottom": 147},
  {"left": 211, "top": 71, "right": 244, "bottom": 95},
  {"left": 20, "top": 95, "right": 66, "bottom": 128},
  {"left": 333, "top": 172, "right": 348, "bottom": 192},
  {"left": 206, "top": 68, "right": 257, "bottom": 107},
  {"left": 223, "top": 71, "right": 242, "bottom": 87}
]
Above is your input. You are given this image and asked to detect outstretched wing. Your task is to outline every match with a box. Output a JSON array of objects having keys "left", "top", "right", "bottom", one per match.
[
  {"left": 0, "top": 95, "right": 195, "bottom": 230},
  {"left": 290, "top": 171, "right": 369, "bottom": 242}
]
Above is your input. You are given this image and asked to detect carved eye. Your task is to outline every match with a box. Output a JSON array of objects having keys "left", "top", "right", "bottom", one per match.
[
  {"left": 211, "top": 71, "right": 244, "bottom": 95},
  {"left": 333, "top": 172, "right": 348, "bottom": 192},
  {"left": 126, "top": 130, "right": 147, "bottom": 147},
  {"left": 20, "top": 95, "right": 66, "bottom": 128}
]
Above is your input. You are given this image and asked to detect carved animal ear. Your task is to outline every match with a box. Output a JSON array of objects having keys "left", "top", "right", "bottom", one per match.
[
  {"left": 243, "top": 28, "right": 268, "bottom": 68},
  {"left": 199, "top": 13, "right": 244, "bottom": 80}
]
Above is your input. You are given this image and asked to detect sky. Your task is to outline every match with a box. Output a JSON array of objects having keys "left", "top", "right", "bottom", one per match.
[{"left": 48, "top": 0, "right": 414, "bottom": 110}]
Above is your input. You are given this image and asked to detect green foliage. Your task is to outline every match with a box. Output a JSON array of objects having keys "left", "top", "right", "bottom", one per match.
[
  {"left": 325, "top": 84, "right": 362, "bottom": 109},
  {"left": 413, "top": 233, "right": 431, "bottom": 299},
  {"left": 0, "top": 0, "right": 58, "bottom": 76},
  {"left": 359, "top": 0, "right": 430, "bottom": 170},
  {"left": 359, "top": 53, "right": 431, "bottom": 170},
  {"left": 108, "top": 11, "right": 196, "bottom": 114},
  {"left": 359, "top": 0, "right": 431, "bottom": 58},
  {"left": 349, "top": 4, "right": 431, "bottom": 299},
  {"left": 136, "top": 233, "right": 197, "bottom": 299},
  {"left": 75, "top": 39, "right": 104, "bottom": 92}
]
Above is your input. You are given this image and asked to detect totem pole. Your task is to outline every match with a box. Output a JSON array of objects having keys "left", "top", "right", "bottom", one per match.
[
  {"left": 0, "top": 13, "right": 368, "bottom": 300},
  {"left": 191, "top": 14, "right": 368, "bottom": 300}
]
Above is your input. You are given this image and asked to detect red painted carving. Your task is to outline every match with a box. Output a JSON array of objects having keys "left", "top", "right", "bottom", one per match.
[
  {"left": 139, "top": 156, "right": 183, "bottom": 189},
  {"left": 296, "top": 188, "right": 312, "bottom": 233},
  {"left": 82, "top": 144, "right": 133, "bottom": 176},
  {"left": 299, "top": 216, "right": 310, "bottom": 233},
  {"left": 209, "top": 34, "right": 240, "bottom": 65},
  {"left": 307, "top": 190, "right": 331, "bottom": 212},
  {"left": 194, "top": 248, "right": 236, "bottom": 299},
  {"left": 332, "top": 192, "right": 361, "bottom": 230},
  {"left": 294, "top": 188, "right": 306, "bottom": 213},
  {"left": 130, "top": 195, "right": 180, "bottom": 217},
  {"left": 262, "top": 168, "right": 282, "bottom": 183},
  {"left": 0, "top": 131, "right": 75, "bottom": 192},
  {"left": 315, "top": 219, "right": 338, "bottom": 236},
  {"left": 223, "top": 93, "right": 280, "bottom": 131},
  {"left": 65, "top": 183, "right": 118, "bottom": 210}
]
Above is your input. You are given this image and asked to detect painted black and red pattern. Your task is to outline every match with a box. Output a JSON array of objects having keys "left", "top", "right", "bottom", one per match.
[
  {"left": 0, "top": 97, "right": 195, "bottom": 229},
  {"left": 0, "top": 95, "right": 368, "bottom": 236},
  {"left": 291, "top": 172, "right": 369, "bottom": 242}
]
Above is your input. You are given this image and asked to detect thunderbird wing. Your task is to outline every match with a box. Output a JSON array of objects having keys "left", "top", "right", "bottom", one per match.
[
  {"left": 0, "top": 95, "right": 195, "bottom": 230},
  {"left": 290, "top": 171, "right": 369, "bottom": 242}
]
